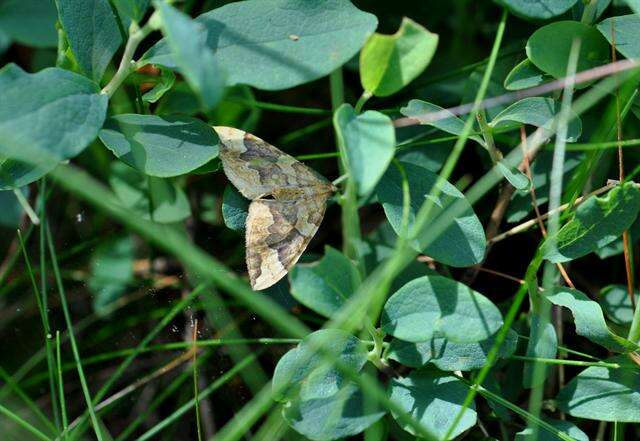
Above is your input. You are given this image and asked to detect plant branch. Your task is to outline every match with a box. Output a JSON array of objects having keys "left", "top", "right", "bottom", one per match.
[{"left": 101, "top": 21, "right": 155, "bottom": 97}]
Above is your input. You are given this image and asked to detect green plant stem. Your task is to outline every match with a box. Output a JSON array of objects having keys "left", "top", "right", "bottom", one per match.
[
  {"left": 46, "top": 226, "right": 104, "bottom": 441},
  {"left": 476, "top": 110, "right": 500, "bottom": 163},
  {"left": 224, "top": 97, "right": 331, "bottom": 115},
  {"left": 192, "top": 322, "right": 202, "bottom": 441},
  {"left": 64, "top": 284, "right": 210, "bottom": 437},
  {"left": 13, "top": 188, "right": 40, "bottom": 224},
  {"left": 56, "top": 331, "right": 69, "bottom": 438},
  {"left": 528, "top": 39, "right": 580, "bottom": 438},
  {"left": 330, "top": 68, "right": 362, "bottom": 265},
  {"left": 509, "top": 356, "right": 620, "bottom": 368},
  {"left": 101, "top": 20, "right": 154, "bottom": 97},
  {"left": 16, "top": 228, "right": 60, "bottom": 432},
  {"left": 0, "top": 404, "right": 53, "bottom": 441},
  {"left": 354, "top": 91, "right": 372, "bottom": 113},
  {"left": 457, "top": 377, "right": 576, "bottom": 441}
]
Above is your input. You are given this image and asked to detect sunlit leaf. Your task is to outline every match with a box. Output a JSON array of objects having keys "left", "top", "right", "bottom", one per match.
[
  {"left": 360, "top": 17, "right": 438, "bottom": 97},
  {"left": 381, "top": 275, "right": 503, "bottom": 343}
]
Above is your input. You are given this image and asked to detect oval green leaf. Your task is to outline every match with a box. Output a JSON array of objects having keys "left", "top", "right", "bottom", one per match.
[
  {"left": 153, "top": 0, "right": 224, "bottom": 109},
  {"left": 526, "top": 21, "right": 610, "bottom": 81},
  {"left": 490, "top": 97, "right": 582, "bottom": 142},
  {"left": 289, "top": 246, "right": 361, "bottom": 318},
  {"left": 388, "top": 368, "right": 477, "bottom": 440},
  {"left": 387, "top": 329, "right": 518, "bottom": 371},
  {"left": 334, "top": 104, "right": 395, "bottom": 196},
  {"left": 109, "top": 161, "right": 191, "bottom": 224},
  {"left": 545, "top": 287, "right": 636, "bottom": 352},
  {"left": 542, "top": 182, "right": 640, "bottom": 263},
  {"left": 376, "top": 162, "right": 486, "bottom": 267},
  {"left": 557, "top": 355, "right": 640, "bottom": 422},
  {"left": 99, "top": 114, "right": 219, "bottom": 177},
  {"left": 0, "top": 0, "right": 58, "bottom": 47},
  {"left": 283, "top": 383, "right": 385, "bottom": 441},
  {"left": 496, "top": 0, "right": 578, "bottom": 20},
  {"left": 597, "top": 14, "right": 640, "bottom": 60},
  {"left": 272, "top": 329, "right": 369, "bottom": 402},
  {"left": 381, "top": 275, "right": 503, "bottom": 343},
  {"left": 222, "top": 185, "right": 249, "bottom": 231},
  {"left": 143, "top": 0, "right": 377, "bottom": 91},
  {"left": 360, "top": 17, "right": 438, "bottom": 97},
  {"left": 400, "top": 99, "right": 485, "bottom": 146},
  {"left": 504, "top": 59, "right": 552, "bottom": 91},
  {"left": 56, "top": 0, "right": 123, "bottom": 82},
  {"left": 0, "top": 64, "right": 108, "bottom": 165}
]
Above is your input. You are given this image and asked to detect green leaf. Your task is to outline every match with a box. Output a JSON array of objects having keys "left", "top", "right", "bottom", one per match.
[
  {"left": 359, "top": 222, "right": 438, "bottom": 293},
  {"left": 625, "top": 0, "right": 640, "bottom": 15},
  {"left": 156, "top": 81, "right": 202, "bottom": 116},
  {"left": 542, "top": 182, "right": 640, "bottom": 263},
  {"left": 597, "top": 14, "right": 640, "bottom": 60},
  {"left": 109, "top": 161, "right": 191, "bottom": 223},
  {"left": 99, "top": 114, "right": 219, "bottom": 177},
  {"left": 506, "top": 151, "right": 583, "bottom": 223},
  {"left": 0, "top": 64, "right": 108, "bottom": 165},
  {"left": 545, "top": 287, "right": 636, "bottom": 351},
  {"left": 334, "top": 104, "right": 395, "bottom": 196},
  {"left": 495, "top": 0, "right": 578, "bottom": 19},
  {"left": 381, "top": 275, "right": 503, "bottom": 343},
  {"left": 387, "top": 328, "right": 518, "bottom": 371},
  {"left": 595, "top": 217, "right": 640, "bottom": 258},
  {"left": 388, "top": 368, "right": 477, "bottom": 440},
  {"left": 0, "top": 189, "right": 24, "bottom": 228},
  {"left": 153, "top": 0, "right": 224, "bottom": 109},
  {"left": 112, "top": 0, "right": 149, "bottom": 22},
  {"left": 56, "top": 0, "right": 123, "bottom": 82},
  {"left": 496, "top": 161, "right": 531, "bottom": 191},
  {"left": 526, "top": 21, "right": 610, "bottom": 82},
  {"left": 0, "top": 158, "right": 56, "bottom": 190},
  {"left": 376, "top": 162, "right": 486, "bottom": 267},
  {"left": 88, "top": 236, "right": 135, "bottom": 316},
  {"left": 0, "top": 0, "right": 58, "bottom": 47},
  {"left": 557, "top": 355, "right": 640, "bottom": 422},
  {"left": 523, "top": 315, "right": 557, "bottom": 388},
  {"left": 272, "top": 329, "right": 369, "bottom": 402},
  {"left": 143, "top": 0, "right": 378, "bottom": 91},
  {"left": 400, "top": 100, "right": 485, "bottom": 146},
  {"left": 504, "top": 59, "right": 552, "bottom": 91},
  {"left": 515, "top": 416, "right": 588, "bottom": 441},
  {"left": 599, "top": 285, "right": 635, "bottom": 325},
  {"left": 360, "top": 17, "right": 438, "bottom": 97},
  {"left": 490, "top": 97, "right": 582, "bottom": 142},
  {"left": 141, "top": 66, "right": 175, "bottom": 103},
  {"left": 283, "top": 383, "right": 385, "bottom": 441},
  {"left": 221, "top": 185, "right": 249, "bottom": 232},
  {"left": 289, "top": 246, "right": 361, "bottom": 318}
]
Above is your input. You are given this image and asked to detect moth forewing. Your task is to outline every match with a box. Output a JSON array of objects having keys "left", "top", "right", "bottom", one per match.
[{"left": 213, "top": 126, "right": 334, "bottom": 290}]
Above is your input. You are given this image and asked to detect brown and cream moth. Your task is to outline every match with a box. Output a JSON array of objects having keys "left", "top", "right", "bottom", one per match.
[{"left": 213, "top": 126, "right": 335, "bottom": 291}]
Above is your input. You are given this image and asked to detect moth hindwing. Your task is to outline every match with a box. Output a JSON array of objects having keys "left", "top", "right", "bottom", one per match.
[{"left": 214, "top": 126, "right": 334, "bottom": 290}]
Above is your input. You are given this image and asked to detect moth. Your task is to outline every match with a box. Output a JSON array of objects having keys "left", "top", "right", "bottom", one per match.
[{"left": 214, "top": 126, "right": 335, "bottom": 291}]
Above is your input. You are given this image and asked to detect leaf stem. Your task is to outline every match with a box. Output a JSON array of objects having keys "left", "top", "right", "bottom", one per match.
[
  {"left": 476, "top": 110, "right": 501, "bottom": 163},
  {"left": 101, "top": 20, "right": 154, "bottom": 97},
  {"left": 354, "top": 91, "right": 372, "bottom": 113},
  {"left": 13, "top": 188, "right": 40, "bottom": 225}
]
